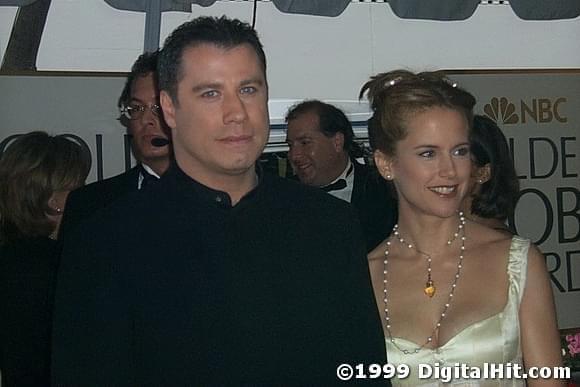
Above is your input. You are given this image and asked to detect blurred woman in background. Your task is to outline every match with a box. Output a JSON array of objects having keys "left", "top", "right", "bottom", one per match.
[
  {"left": 460, "top": 114, "right": 520, "bottom": 235},
  {"left": 0, "top": 131, "right": 90, "bottom": 386}
]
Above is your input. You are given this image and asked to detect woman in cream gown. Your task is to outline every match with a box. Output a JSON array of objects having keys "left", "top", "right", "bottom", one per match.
[{"left": 360, "top": 70, "right": 564, "bottom": 386}]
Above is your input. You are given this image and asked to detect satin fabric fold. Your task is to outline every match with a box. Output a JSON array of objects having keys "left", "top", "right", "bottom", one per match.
[{"left": 386, "top": 236, "right": 529, "bottom": 386}]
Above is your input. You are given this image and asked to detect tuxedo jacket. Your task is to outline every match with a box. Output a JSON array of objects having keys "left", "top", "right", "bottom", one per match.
[
  {"left": 59, "top": 166, "right": 140, "bottom": 240},
  {"left": 350, "top": 161, "right": 398, "bottom": 252}
]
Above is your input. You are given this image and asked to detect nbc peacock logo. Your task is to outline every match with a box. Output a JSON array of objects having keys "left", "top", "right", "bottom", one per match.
[{"left": 483, "top": 97, "right": 519, "bottom": 124}]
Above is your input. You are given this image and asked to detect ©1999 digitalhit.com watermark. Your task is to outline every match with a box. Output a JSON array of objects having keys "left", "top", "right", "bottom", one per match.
[{"left": 336, "top": 362, "right": 571, "bottom": 382}]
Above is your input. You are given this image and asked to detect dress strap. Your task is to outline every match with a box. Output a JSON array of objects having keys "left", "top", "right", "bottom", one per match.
[{"left": 507, "top": 235, "right": 530, "bottom": 304}]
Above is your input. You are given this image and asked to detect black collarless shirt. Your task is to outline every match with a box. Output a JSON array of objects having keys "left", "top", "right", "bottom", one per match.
[{"left": 53, "top": 164, "right": 387, "bottom": 386}]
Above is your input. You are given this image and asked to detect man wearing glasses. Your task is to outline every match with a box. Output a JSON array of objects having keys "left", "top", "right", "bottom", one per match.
[{"left": 59, "top": 51, "right": 171, "bottom": 237}]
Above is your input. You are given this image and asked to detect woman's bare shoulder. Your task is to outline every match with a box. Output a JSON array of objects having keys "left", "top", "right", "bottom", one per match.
[
  {"left": 367, "top": 238, "right": 389, "bottom": 262},
  {"left": 464, "top": 221, "right": 518, "bottom": 268}
]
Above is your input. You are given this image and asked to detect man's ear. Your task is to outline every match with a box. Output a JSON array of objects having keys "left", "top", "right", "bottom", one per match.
[
  {"left": 160, "top": 90, "right": 177, "bottom": 130},
  {"left": 333, "top": 132, "right": 345, "bottom": 153},
  {"left": 374, "top": 150, "right": 394, "bottom": 181},
  {"left": 475, "top": 163, "right": 491, "bottom": 184}
]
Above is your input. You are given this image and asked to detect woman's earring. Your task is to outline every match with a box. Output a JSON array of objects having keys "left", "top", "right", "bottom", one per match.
[{"left": 386, "top": 174, "right": 392, "bottom": 180}]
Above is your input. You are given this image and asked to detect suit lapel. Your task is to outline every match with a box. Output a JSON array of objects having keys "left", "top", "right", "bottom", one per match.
[{"left": 350, "top": 161, "right": 367, "bottom": 207}]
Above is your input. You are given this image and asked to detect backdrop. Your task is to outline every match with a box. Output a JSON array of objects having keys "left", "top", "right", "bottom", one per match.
[{"left": 0, "top": 69, "right": 578, "bottom": 328}]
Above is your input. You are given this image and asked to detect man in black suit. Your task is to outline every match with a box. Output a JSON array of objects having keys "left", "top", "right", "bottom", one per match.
[
  {"left": 286, "top": 100, "right": 397, "bottom": 251},
  {"left": 52, "top": 16, "right": 387, "bottom": 385},
  {"left": 59, "top": 51, "right": 171, "bottom": 237}
]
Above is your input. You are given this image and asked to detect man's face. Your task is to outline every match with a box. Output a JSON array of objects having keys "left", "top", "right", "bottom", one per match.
[
  {"left": 127, "top": 73, "right": 171, "bottom": 165},
  {"left": 160, "top": 43, "right": 269, "bottom": 186},
  {"left": 286, "top": 110, "right": 346, "bottom": 187}
]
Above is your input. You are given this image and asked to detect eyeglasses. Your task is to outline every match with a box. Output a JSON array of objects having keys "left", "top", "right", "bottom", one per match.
[{"left": 120, "top": 103, "right": 161, "bottom": 120}]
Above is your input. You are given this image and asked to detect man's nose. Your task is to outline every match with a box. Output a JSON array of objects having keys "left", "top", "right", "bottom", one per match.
[
  {"left": 223, "top": 92, "right": 248, "bottom": 124},
  {"left": 287, "top": 144, "right": 303, "bottom": 163},
  {"left": 140, "top": 105, "right": 159, "bottom": 125}
]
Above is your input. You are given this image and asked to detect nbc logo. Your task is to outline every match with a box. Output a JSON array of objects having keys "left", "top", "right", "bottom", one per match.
[
  {"left": 483, "top": 97, "right": 567, "bottom": 125},
  {"left": 484, "top": 97, "right": 519, "bottom": 124}
]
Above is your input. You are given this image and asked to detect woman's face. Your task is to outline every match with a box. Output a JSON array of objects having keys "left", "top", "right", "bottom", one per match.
[{"left": 377, "top": 106, "right": 472, "bottom": 219}]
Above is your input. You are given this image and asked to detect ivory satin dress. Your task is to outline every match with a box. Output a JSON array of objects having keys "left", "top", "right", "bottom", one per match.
[{"left": 386, "top": 236, "right": 529, "bottom": 386}]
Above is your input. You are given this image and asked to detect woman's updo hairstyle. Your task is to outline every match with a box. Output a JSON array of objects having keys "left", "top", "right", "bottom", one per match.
[{"left": 359, "top": 70, "right": 477, "bottom": 157}]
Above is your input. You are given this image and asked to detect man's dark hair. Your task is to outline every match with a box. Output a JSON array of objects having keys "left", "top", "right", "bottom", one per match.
[
  {"left": 470, "top": 115, "right": 520, "bottom": 222},
  {"left": 118, "top": 51, "right": 159, "bottom": 110},
  {"left": 158, "top": 16, "right": 267, "bottom": 102},
  {"left": 285, "top": 100, "right": 364, "bottom": 159}
]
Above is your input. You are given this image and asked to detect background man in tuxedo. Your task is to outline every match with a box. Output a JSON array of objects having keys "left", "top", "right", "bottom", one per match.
[
  {"left": 59, "top": 51, "right": 171, "bottom": 237},
  {"left": 52, "top": 16, "right": 387, "bottom": 385},
  {"left": 285, "top": 100, "right": 397, "bottom": 251}
]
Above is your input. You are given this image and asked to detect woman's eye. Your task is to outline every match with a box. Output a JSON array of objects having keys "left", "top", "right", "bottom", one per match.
[
  {"left": 453, "top": 147, "right": 470, "bottom": 157},
  {"left": 419, "top": 150, "right": 435, "bottom": 158}
]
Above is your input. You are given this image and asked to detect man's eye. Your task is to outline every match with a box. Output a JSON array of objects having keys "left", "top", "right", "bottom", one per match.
[
  {"left": 202, "top": 90, "right": 219, "bottom": 98},
  {"left": 419, "top": 150, "right": 434, "bottom": 158},
  {"left": 129, "top": 104, "right": 145, "bottom": 112},
  {"left": 240, "top": 86, "right": 257, "bottom": 94}
]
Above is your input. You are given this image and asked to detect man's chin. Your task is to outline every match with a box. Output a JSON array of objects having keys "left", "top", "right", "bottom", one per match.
[
  {"left": 140, "top": 149, "right": 171, "bottom": 164},
  {"left": 298, "top": 175, "right": 316, "bottom": 186}
]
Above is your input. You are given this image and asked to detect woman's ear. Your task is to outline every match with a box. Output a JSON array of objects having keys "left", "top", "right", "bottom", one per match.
[
  {"left": 47, "top": 191, "right": 67, "bottom": 216},
  {"left": 374, "top": 150, "right": 394, "bottom": 181},
  {"left": 475, "top": 163, "right": 491, "bottom": 184}
]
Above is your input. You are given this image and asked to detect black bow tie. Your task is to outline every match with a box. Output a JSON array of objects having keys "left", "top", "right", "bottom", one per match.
[
  {"left": 140, "top": 166, "right": 159, "bottom": 189},
  {"left": 321, "top": 179, "right": 347, "bottom": 192}
]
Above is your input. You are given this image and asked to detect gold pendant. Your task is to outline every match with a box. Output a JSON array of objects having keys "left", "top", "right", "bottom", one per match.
[{"left": 424, "top": 281, "right": 436, "bottom": 298}]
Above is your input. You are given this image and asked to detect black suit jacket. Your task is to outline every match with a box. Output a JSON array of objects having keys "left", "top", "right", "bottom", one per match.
[
  {"left": 52, "top": 165, "right": 388, "bottom": 386},
  {"left": 350, "top": 161, "right": 397, "bottom": 252},
  {"left": 0, "top": 237, "right": 60, "bottom": 386},
  {"left": 59, "top": 166, "right": 140, "bottom": 240}
]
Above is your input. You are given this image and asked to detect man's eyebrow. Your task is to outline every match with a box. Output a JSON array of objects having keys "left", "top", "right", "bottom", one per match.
[
  {"left": 191, "top": 77, "right": 265, "bottom": 92},
  {"left": 129, "top": 97, "right": 146, "bottom": 104},
  {"left": 288, "top": 135, "right": 311, "bottom": 142},
  {"left": 190, "top": 77, "right": 265, "bottom": 93},
  {"left": 240, "top": 77, "right": 265, "bottom": 87},
  {"left": 191, "top": 82, "right": 222, "bottom": 93}
]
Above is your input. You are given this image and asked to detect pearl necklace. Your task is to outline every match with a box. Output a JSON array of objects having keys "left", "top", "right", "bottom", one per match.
[
  {"left": 392, "top": 212, "right": 466, "bottom": 297},
  {"left": 383, "top": 215, "right": 466, "bottom": 354}
]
